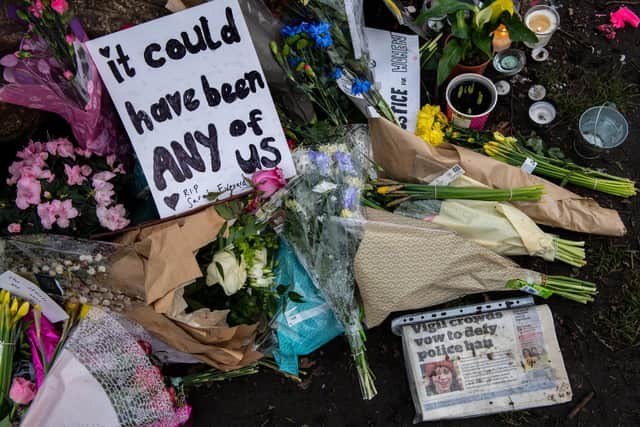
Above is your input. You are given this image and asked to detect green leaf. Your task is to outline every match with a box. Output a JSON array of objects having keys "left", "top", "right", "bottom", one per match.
[
  {"left": 452, "top": 11, "right": 471, "bottom": 39},
  {"left": 288, "top": 291, "right": 305, "bottom": 303},
  {"left": 474, "top": 6, "right": 493, "bottom": 29},
  {"left": 416, "top": 0, "right": 477, "bottom": 24},
  {"left": 276, "top": 284, "right": 289, "bottom": 295},
  {"left": 437, "top": 39, "right": 465, "bottom": 87},
  {"left": 215, "top": 204, "right": 236, "bottom": 220},
  {"left": 502, "top": 13, "right": 538, "bottom": 43},
  {"left": 471, "top": 30, "right": 493, "bottom": 61},
  {"left": 208, "top": 191, "right": 225, "bottom": 201}
]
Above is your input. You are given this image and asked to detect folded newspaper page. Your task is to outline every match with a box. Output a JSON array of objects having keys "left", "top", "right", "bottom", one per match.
[{"left": 401, "top": 304, "right": 572, "bottom": 421}]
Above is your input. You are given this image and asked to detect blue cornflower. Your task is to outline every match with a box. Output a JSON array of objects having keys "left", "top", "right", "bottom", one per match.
[
  {"left": 351, "top": 78, "right": 371, "bottom": 96},
  {"left": 308, "top": 22, "right": 333, "bottom": 49},
  {"left": 287, "top": 56, "right": 302, "bottom": 68},
  {"left": 333, "top": 151, "right": 356, "bottom": 174},
  {"left": 308, "top": 151, "right": 331, "bottom": 174},
  {"left": 343, "top": 187, "right": 360, "bottom": 210},
  {"left": 331, "top": 67, "right": 343, "bottom": 80},
  {"left": 281, "top": 24, "right": 300, "bottom": 37}
]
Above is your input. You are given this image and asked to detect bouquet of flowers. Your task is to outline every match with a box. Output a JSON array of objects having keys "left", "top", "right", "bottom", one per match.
[
  {"left": 282, "top": 134, "right": 377, "bottom": 399},
  {"left": 1, "top": 137, "right": 130, "bottom": 236},
  {"left": 269, "top": 0, "right": 398, "bottom": 141},
  {"left": 0, "top": 0, "right": 122, "bottom": 155},
  {"left": 415, "top": 104, "right": 637, "bottom": 197}
]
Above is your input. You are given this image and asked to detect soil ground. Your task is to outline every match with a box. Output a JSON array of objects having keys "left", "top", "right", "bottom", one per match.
[{"left": 2, "top": 0, "right": 640, "bottom": 426}]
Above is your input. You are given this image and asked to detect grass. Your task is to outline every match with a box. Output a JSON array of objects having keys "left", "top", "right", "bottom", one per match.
[
  {"left": 535, "top": 63, "right": 640, "bottom": 121},
  {"left": 601, "top": 271, "right": 640, "bottom": 348}
]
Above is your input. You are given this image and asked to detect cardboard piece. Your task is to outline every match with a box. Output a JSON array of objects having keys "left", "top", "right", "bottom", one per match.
[
  {"left": 87, "top": 0, "right": 295, "bottom": 218},
  {"left": 368, "top": 117, "right": 626, "bottom": 236},
  {"left": 365, "top": 27, "right": 420, "bottom": 132}
]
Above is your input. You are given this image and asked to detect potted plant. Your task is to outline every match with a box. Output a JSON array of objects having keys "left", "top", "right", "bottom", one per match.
[{"left": 418, "top": 0, "right": 538, "bottom": 86}]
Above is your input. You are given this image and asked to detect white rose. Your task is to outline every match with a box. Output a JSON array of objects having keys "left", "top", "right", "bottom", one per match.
[
  {"left": 206, "top": 250, "right": 247, "bottom": 296},
  {"left": 247, "top": 248, "right": 268, "bottom": 280}
]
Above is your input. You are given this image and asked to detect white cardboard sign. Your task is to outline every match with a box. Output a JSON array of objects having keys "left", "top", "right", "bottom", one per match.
[
  {"left": 86, "top": 0, "right": 295, "bottom": 218},
  {"left": 364, "top": 27, "right": 420, "bottom": 132},
  {"left": 0, "top": 271, "right": 68, "bottom": 323}
]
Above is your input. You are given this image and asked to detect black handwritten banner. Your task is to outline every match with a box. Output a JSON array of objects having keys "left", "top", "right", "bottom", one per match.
[{"left": 86, "top": 0, "right": 295, "bottom": 218}]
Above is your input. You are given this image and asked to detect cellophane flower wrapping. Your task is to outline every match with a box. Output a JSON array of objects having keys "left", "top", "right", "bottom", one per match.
[
  {"left": 0, "top": 235, "right": 144, "bottom": 311},
  {"left": 21, "top": 307, "right": 190, "bottom": 426},
  {"left": 282, "top": 125, "right": 377, "bottom": 399},
  {"left": 0, "top": 34, "right": 121, "bottom": 156},
  {"left": 272, "top": 238, "right": 344, "bottom": 375}
]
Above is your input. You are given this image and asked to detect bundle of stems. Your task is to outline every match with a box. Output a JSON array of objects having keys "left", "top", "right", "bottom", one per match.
[
  {"left": 448, "top": 130, "right": 637, "bottom": 197},
  {"left": 372, "top": 179, "right": 544, "bottom": 207},
  {"left": 178, "top": 359, "right": 299, "bottom": 388},
  {"left": 508, "top": 275, "right": 597, "bottom": 304},
  {"left": 553, "top": 238, "right": 586, "bottom": 268},
  {"left": 0, "top": 291, "right": 30, "bottom": 409}
]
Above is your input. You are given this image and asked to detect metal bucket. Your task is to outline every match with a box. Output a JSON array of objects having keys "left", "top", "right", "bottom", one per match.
[{"left": 575, "top": 103, "right": 629, "bottom": 159}]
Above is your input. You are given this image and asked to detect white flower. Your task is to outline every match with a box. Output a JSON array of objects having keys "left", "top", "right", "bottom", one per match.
[
  {"left": 345, "top": 176, "right": 363, "bottom": 188},
  {"left": 41, "top": 265, "right": 50, "bottom": 272},
  {"left": 206, "top": 250, "right": 247, "bottom": 296},
  {"left": 95, "top": 254, "right": 103, "bottom": 262},
  {"left": 312, "top": 181, "right": 338, "bottom": 194},
  {"left": 55, "top": 265, "right": 64, "bottom": 274},
  {"left": 247, "top": 248, "right": 268, "bottom": 280},
  {"left": 97, "top": 266, "right": 106, "bottom": 273},
  {"left": 87, "top": 267, "right": 96, "bottom": 276}
]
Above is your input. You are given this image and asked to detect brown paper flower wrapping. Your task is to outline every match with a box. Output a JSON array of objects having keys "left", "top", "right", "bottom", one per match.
[
  {"left": 368, "top": 117, "right": 626, "bottom": 236},
  {"left": 114, "top": 208, "right": 262, "bottom": 370},
  {"left": 354, "top": 209, "right": 540, "bottom": 327}
]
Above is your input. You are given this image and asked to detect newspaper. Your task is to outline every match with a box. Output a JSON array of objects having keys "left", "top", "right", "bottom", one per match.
[{"left": 401, "top": 304, "right": 572, "bottom": 422}]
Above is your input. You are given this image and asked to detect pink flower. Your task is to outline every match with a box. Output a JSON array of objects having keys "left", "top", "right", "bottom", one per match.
[
  {"left": 37, "top": 200, "right": 79, "bottom": 230},
  {"left": 610, "top": 6, "right": 640, "bottom": 29},
  {"left": 51, "top": 0, "right": 69, "bottom": 14},
  {"left": 75, "top": 147, "right": 93, "bottom": 158},
  {"left": 44, "top": 191, "right": 51, "bottom": 199},
  {"left": 16, "top": 176, "right": 41, "bottom": 210},
  {"left": 63, "top": 70, "right": 73, "bottom": 80},
  {"left": 28, "top": 0, "right": 44, "bottom": 18},
  {"left": 56, "top": 138, "right": 75, "bottom": 158},
  {"left": 80, "top": 165, "right": 93, "bottom": 176},
  {"left": 65, "top": 34, "right": 75, "bottom": 45},
  {"left": 7, "top": 223, "right": 21, "bottom": 234},
  {"left": 64, "top": 164, "right": 86, "bottom": 185},
  {"left": 244, "top": 197, "right": 259, "bottom": 213},
  {"left": 92, "top": 171, "right": 116, "bottom": 190},
  {"left": 9, "top": 377, "right": 36, "bottom": 405},
  {"left": 252, "top": 167, "right": 286, "bottom": 199},
  {"left": 96, "top": 204, "right": 130, "bottom": 231},
  {"left": 598, "top": 24, "right": 617, "bottom": 40},
  {"left": 94, "top": 188, "right": 115, "bottom": 206},
  {"left": 106, "top": 154, "right": 117, "bottom": 167}
]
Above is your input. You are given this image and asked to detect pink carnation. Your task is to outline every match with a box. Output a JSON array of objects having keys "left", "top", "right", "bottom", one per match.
[
  {"left": 37, "top": 199, "right": 79, "bottom": 230},
  {"left": 96, "top": 204, "right": 130, "bottom": 231},
  {"left": 15, "top": 176, "right": 42, "bottom": 210},
  {"left": 64, "top": 164, "right": 86, "bottom": 186},
  {"left": 7, "top": 223, "right": 21, "bottom": 234},
  {"left": 51, "top": 0, "right": 69, "bottom": 14}
]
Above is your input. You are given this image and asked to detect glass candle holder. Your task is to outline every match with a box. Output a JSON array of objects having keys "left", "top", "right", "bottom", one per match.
[
  {"left": 492, "top": 25, "right": 512, "bottom": 52},
  {"left": 524, "top": 5, "right": 560, "bottom": 49}
]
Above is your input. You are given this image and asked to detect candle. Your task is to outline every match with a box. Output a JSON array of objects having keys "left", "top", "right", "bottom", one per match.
[
  {"left": 524, "top": 5, "right": 560, "bottom": 49},
  {"left": 529, "top": 101, "right": 556, "bottom": 125},
  {"left": 492, "top": 25, "right": 511, "bottom": 52}
]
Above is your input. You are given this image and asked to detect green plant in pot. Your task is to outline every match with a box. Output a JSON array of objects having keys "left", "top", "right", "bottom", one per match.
[{"left": 418, "top": 0, "right": 538, "bottom": 86}]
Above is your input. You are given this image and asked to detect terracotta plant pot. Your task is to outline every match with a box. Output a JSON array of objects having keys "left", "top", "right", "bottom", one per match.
[{"left": 444, "top": 35, "right": 491, "bottom": 81}]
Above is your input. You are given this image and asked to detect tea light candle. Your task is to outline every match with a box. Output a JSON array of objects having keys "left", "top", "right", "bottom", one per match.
[
  {"left": 529, "top": 101, "right": 556, "bottom": 125},
  {"left": 492, "top": 25, "right": 511, "bottom": 52},
  {"left": 524, "top": 5, "right": 560, "bottom": 49}
]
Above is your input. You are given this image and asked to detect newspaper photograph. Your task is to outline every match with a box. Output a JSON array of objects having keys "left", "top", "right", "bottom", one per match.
[{"left": 401, "top": 304, "right": 572, "bottom": 422}]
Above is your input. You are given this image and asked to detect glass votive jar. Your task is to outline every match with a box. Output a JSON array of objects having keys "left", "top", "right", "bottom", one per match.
[{"left": 524, "top": 5, "right": 560, "bottom": 49}]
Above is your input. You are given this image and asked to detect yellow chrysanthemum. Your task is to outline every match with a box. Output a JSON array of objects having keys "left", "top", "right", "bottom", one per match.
[{"left": 416, "top": 104, "right": 449, "bottom": 147}]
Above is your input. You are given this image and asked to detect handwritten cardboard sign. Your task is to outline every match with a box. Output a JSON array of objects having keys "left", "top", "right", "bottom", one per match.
[
  {"left": 365, "top": 27, "right": 420, "bottom": 132},
  {"left": 86, "top": 0, "right": 295, "bottom": 218},
  {"left": 0, "top": 271, "right": 68, "bottom": 323}
]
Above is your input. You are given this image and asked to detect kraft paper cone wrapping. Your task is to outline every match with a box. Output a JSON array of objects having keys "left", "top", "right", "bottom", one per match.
[
  {"left": 125, "top": 304, "right": 262, "bottom": 371},
  {"left": 369, "top": 117, "right": 626, "bottom": 236},
  {"left": 354, "top": 209, "right": 539, "bottom": 327},
  {"left": 114, "top": 208, "right": 225, "bottom": 305}
]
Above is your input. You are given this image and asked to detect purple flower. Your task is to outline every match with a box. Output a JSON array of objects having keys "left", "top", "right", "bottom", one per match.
[
  {"left": 308, "top": 151, "right": 331, "bottom": 174},
  {"left": 308, "top": 22, "right": 333, "bottom": 49},
  {"left": 343, "top": 187, "right": 360, "bottom": 210},
  {"left": 331, "top": 67, "right": 343, "bottom": 80},
  {"left": 333, "top": 151, "right": 356, "bottom": 175},
  {"left": 281, "top": 24, "right": 300, "bottom": 37}
]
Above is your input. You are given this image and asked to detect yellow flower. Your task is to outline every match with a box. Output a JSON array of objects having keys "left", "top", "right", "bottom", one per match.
[
  {"left": 10, "top": 298, "right": 18, "bottom": 316},
  {"left": 79, "top": 304, "right": 91, "bottom": 319},
  {"left": 493, "top": 132, "right": 505, "bottom": 142},
  {"left": 377, "top": 186, "right": 392, "bottom": 195},
  {"left": 13, "top": 301, "right": 30, "bottom": 323},
  {"left": 416, "top": 104, "right": 449, "bottom": 147},
  {"left": 467, "top": 137, "right": 475, "bottom": 143},
  {"left": 340, "top": 209, "right": 353, "bottom": 218}
]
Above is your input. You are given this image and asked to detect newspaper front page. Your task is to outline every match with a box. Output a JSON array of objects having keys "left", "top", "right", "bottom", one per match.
[{"left": 402, "top": 304, "right": 571, "bottom": 421}]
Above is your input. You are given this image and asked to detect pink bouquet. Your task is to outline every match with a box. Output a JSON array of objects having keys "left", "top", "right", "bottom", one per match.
[
  {"left": 3, "top": 137, "right": 131, "bottom": 236},
  {"left": 0, "top": 1, "right": 123, "bottom": 156}
]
